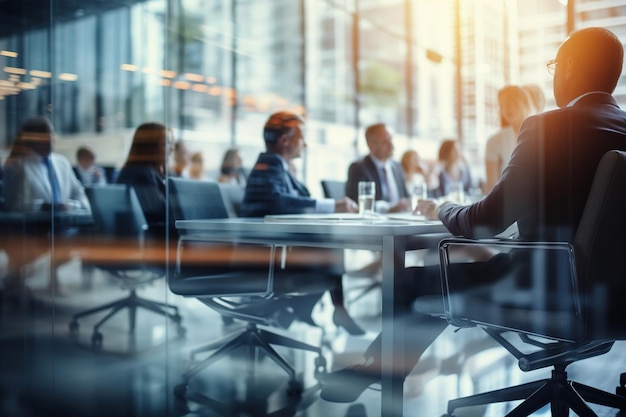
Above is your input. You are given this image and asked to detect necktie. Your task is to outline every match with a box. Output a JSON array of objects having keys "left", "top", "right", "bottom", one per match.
[
  {"left": 43, "top": 156, "right": 62, "bottom": 204},
  {"left": 382, "top": 164, "right": 399, "bottom": 204}
]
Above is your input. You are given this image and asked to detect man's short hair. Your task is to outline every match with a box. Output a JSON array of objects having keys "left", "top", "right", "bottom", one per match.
[
  {"left": 562, "top": 27, "right": 624, "bottom": 94},
  {"left": 364, "top": 123, "right": 387, "bottom": 143},
  {"left": 263, "top": 111, "right": 305, "bottom": 148}
]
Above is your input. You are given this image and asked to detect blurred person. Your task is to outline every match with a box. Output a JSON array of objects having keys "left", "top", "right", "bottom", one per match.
[
  {"left": 345, "top": 123, "right": 411, "bottom": 214},
  {"left": 169, "top": 140, "right": 190, "bottom": 178},
  {"left": 522, "top": 83, "right": 546, "bottom": 113},
  {"left": 3, "top": 116, "right": 90, "bottom": 212},
  {"left": 2, "top": 116, "right": 90, "bottom": 295},
  {"left": 432, "top": 138, "right": 473, "bottom": 199},
  {"left": 400, "top": 149, "right": 436, "bottom": 196},
  {"left": 116, "top": 122, "right": 171, "bottom": 234},
  {"left": 321, "top": 26, "right": 626, "bottom": 404},
  {"left": 484, "top": 85, "right": 535, "bottom": 193},
  {"left": 218, "top": 148, "right": 247, "bottom": 186},
  {"left": 188, "top": 151, "right": 208, "bottom": 181},
  {"left": 240, "top": 111, "right": 364, "bottom": 335},
  {"left": 73, "top": 145, "right": 107, "bottom": 187}
]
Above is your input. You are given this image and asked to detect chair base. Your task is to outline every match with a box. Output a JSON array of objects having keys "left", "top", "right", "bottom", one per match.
[
  {"left": 445, "top": 365, "right": 626, "bottom": 417},
  {"left": 174, "top": 322, "right": 327, "bottom": 399},
  {"left": 69, "top": 289, "right": 185, "bottom": 347}
]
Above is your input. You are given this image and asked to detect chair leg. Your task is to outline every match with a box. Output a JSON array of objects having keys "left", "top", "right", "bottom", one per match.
[
  {"left": 255, "top": 327, "right": 321, "bottom": 355},
  {"left": 446, "top": 367, "right": 618, "bottom": 417},
  {"left": 70, "top": 289, "right": 183, "bottom": 338},
  {"left": 178, "top": 323, "right": 319, "bottom": 398},
  {"left": 250, "top": 330, "right": 296, "bottom": 381},
  {"left": 573, "top": 381, "right": 626, "bottom": 410},
  {"left": 182, "top": 331, "right": 251, "bottom": 381},
  {"left": 447, "top": 379, "right": 546, "bottom": 414}
]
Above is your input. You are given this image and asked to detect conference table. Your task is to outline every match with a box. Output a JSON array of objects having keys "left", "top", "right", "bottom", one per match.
[
  {"left": 175, "top": 213, "right": 450, "bottom": 417},
  {"left": 0, "top": 209, "right": 94, "bottom": 292}
]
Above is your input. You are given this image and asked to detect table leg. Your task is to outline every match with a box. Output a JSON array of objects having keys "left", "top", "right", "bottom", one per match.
[{"left": 381, "top": 235, "right": 406, "bottom": 417}]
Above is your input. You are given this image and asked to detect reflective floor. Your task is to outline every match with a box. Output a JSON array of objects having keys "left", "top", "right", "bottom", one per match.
[{"left": 1, "top": 254, "right": 625, "bottom": 417}]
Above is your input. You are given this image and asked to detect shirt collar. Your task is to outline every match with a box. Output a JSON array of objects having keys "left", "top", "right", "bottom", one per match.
[
  {"left": 567, "top": 91, "right": 610, "bottom": 107},
  {"left": 275, "top": 154, "right": 291, "bottom": 173},
  {"left": 369, "top": 154, "right": 389, "bottom": 170}
]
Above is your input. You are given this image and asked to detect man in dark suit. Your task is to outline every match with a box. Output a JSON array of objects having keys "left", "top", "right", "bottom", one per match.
[
  {"left": 240, "top": 111, "right": 365, "bottom": 335},
  {"left": 345, "top": 123, "right": 411, "bottom": 214},
  {"left": 321, "top": 27, "right": 626, "bottom": 403}
]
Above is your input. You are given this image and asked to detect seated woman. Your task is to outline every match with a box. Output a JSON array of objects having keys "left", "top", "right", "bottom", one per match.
[
  {"left": 116, "top": 122, "right": 172, "bottom": 236},
  {"left": 218, "top": 148, "right": 247, "bottom": 186},
  {"left": 432, "top": 139, "right": 473, "bottom": 200}
]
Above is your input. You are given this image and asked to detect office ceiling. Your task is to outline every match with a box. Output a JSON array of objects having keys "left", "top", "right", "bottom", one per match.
[{"left": 0, "top": 0, "right": 146, "bottom": 39}]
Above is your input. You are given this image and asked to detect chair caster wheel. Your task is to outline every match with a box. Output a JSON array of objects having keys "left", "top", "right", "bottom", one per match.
[
  {"left": 314, "top": 355, "right": 327, "bottom": 377},
  {"left": 91, "top": 332, "right": 103, "bottom": 348},
  {"left": 173, "top": 383, "right": 187, "bottom": 399},
  {"left": 286, "top": 380, "right": 302, "bottom": 397}
]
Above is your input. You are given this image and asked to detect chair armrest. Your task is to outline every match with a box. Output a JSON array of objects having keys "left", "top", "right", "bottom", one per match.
[
  {"left": 173, "top": 234, "right": 277, "bottom": 298},
  {"left": 438, "top": 237, "right": 582, "bottom": 340}
]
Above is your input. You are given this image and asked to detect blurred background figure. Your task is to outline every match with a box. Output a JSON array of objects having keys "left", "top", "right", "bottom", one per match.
[
  {"left": 116, "top": 122, "right": 171, "bottom": 234},
  {"left": 432, "top": 138, "right": 473, "bottom": 200},
  {"left": 169, "top": 140, "right": 190, "bottom": 178},
  {"left": 484, "top": 85, "right": 536, "bottom": 193},
  {"left": 3, "top": 116, "right": 90, "bottom": 212},
  {"left": 345, "top": 123, "right": 410, "bottom": 214},
  {"left": 187, "top": 151, "right": 208, "bottom": 180},
  {"left": 218, "top": 148, "right": 247, "bottom": 186},
  {"left": 73, "top": 146, "right": 107, "bottom": 187},
  {"left": 522, "top": 83, "right": 546, "bottom": 113},
  {"left": 400, "top": 149, "right": 436, "bottom": 197}
]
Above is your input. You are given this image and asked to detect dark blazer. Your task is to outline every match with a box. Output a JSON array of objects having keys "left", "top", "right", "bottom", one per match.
[
  {"left": 345, "top": 155, "right": 409, "bottom": 202},
  {"left": 239, "top": 152, "right": 317, "bottom": 217},
  {"left": 439, "top": 93, "right": 626, "bottom": 242},
  {"left": 116, "top": 164, "right": 167, "bottom": 230}
]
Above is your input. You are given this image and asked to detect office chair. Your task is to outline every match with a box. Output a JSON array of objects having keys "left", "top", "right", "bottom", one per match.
[
  {"left": 69, "top": 185, "right": 184, "bottom": 347},
  {"left": 167, "top": 178, "right": 329, "bottom": 398},
  {"left": 415, "top": 150, "right": 626, "bottom": 417},
  {"left": 320, "top": 179, "right": 346, "bottom": 199}
]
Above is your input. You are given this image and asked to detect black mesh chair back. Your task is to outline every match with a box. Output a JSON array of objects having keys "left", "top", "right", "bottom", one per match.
[
  {"left": 86, "top": 184, "right": 147, "bottom": 239},
  {"left": 168, "top": 179, "right": 229, "bottom": 221},
  {"left": 321, "top": 179, "right": 346, "bottom": 199},
  {"left": 574, "top": 150, "right": 626, "bottom": 339}
]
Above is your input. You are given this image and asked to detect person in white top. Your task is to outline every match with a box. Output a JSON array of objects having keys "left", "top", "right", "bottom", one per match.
[
  {"left": 74, "top": 146, "right": 107, "bottom": 187},
  {"left": 484, "top": 85, "right": 537, "bottom": 193},
  {"left": 3, "top": 117, "right": 90, "bottom": 212}
]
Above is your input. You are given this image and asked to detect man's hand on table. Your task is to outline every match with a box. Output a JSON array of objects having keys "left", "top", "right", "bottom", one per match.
[
  {"left": 335, "top": 197, "right": 358, "bottom": 213},
  {"left": 415, "top": 199, "right": 450, "bottom": 220}
]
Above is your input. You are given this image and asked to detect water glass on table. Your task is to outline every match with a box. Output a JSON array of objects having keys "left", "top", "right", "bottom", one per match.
[
  {"left": 411, "top": 182, "right": 428, "bottom": 212},
  {"left": 358, "top": 181, "right": 376, "bottom": 217}
]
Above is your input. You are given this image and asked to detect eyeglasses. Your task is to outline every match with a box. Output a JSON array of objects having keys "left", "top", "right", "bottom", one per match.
[{"left": 546, "top": 59, "right": 558, "bottom": 75}]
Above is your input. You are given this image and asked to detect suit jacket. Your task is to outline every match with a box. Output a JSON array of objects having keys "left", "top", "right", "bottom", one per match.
[
  {"left": 345, "top": 155, "right": 409, "bottom": 203},
  {"left": 3, "top": 152, "right": 90, "bottom": 211},
  {"left": 240, "top": 152, "right": 317, "bottom": 217},
  {"left": 439, "top": 93, "right": 626, "bottom": 242}
]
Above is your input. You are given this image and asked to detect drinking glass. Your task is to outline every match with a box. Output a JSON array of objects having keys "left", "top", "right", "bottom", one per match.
[
  {"left": 447, "top": 181, "right": 465, "bottom": 204},
  {"left": 411, "top": 182, "right": 428, "bottom": 212},
  {"left": 358, "top": 181, "right": 376, "bottom": 216}
]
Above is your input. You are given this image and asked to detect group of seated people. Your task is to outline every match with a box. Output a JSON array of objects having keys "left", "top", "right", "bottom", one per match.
[{"left": 1, "top": 26, "right": 625, "bottom": 406}]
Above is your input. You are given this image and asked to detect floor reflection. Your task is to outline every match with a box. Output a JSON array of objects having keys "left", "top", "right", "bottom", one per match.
[{"left": 0, "top": 256, "right": 625, "bottom": 417}]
